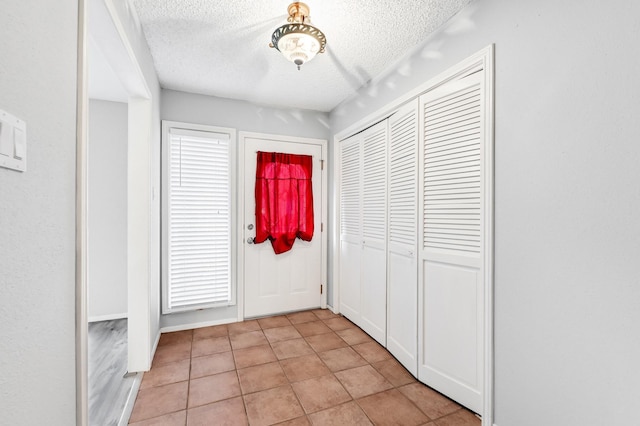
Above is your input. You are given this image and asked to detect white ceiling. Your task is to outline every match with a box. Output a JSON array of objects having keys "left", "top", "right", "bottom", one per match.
[{"left": 131, "top": 0, "right": 471, "bottom": 112}]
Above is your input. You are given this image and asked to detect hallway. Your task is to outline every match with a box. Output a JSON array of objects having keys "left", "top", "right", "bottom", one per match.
[{"left": 129, "top": 309, "right": 480, "bottom": 425}]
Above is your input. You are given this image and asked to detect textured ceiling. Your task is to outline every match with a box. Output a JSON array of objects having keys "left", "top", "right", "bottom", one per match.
[{"left": 131, "top": 0, "right": 471, "bottom": 112}]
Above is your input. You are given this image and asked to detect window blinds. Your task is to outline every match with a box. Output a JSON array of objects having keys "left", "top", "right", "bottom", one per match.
[{"left": 166, "top": 128, "right": 232, "bottom": 312}]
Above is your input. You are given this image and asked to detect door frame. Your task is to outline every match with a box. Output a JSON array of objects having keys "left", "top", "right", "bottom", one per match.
[
  {"left": 76, "top": 0, "right": 155, "bottom": 424},
  {"left": 237, "top": 132, "right": 328, "bottom": 321},
  {"left": 331, "top": 45, "right": 494, "bottom": 425}
]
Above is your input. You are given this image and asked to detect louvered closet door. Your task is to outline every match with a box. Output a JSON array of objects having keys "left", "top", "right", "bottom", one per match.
[
  {"left": 387, "top": 101, "right": 419, "bottom": 375},
  {"left": 360, "top": 121, "right": 388, "bottom": 344},
  {"left": 339, "top": 134, "right": 363, "bottom": 321},
  {"left": 418, "top": 71, "right": 485, "bottom": 414}
]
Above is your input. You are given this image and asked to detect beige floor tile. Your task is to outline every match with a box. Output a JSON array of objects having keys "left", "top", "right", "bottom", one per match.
[
  {"left": 318, "top": 347, "right": 367, "bottom": 372},
  {"left": 238, "top": 361, "right": 289, "bottom": 394},
  {"left": 263, "top": 325, "right": 303, "bottom": 343},
  {"left": 323, "top": 317, "right": 355, "bottom": 332},
  {"left": 233, "top": 344, "right": 277, "bottom": 369},
  {"left": 188, "top": 371, "right": 241, "bottom": 408},
  {"left": 191, "top": 336, "right": 231, "bottom": 358},
  {"left": 372, "top": 358, "right": 416, "bottom": 387},
  {"left": 294, "top": 320, "right": 333, "bottom": 337},
  {"left": 280, "top": 354, "right": 331, "bottom": 383},
  {"left": 129, "top": 381, "right": 188, "bottom": 423},
  {"left": 433, "top": 409, "right": 481, "bottom": 426},
  {"left": 276, "top": 416, "right": 311, "bottom": 425},
  {"left": 190, "top": 351, "right": 235, "bottom": 379},
  {"left": 152, "top": 341, "right": 192, "bottom": 367},
  {"left": 291, "top": 374, "right": 352, "bottom": 414},
  {"left": 304, "top": 332, "right": 348, "bottom": 353},
  {"left": 311, "top": 309, "right": 339, "bottom": 320},
  {"left": 140, "top": 359, "right": 190, "bottom": 390},
  {"left": 287, "top": 311, "right": 320, "bottom": 324},
  {"left": 398, "top": 382, "right": 460, "bottom": 420},
  {"left": 334, "top": 365, "right": 393, "bottom": 399},
  {"left": 193, "top": 324, "right": 228, "bottom": 340},
  {"left": 186, "top": 397, "right": 247, "bottom": 426},
  {"left": 352, "top": 341, "right": 391, "bottom": 363},
  {"left": 228, "top": 320, "right": 261, "bottom": 335},
  {"left": 335, "top": 328, "right": 372, "bottom": 346},
  {"left": 271, "top": 338, "right": 315, "bottom": 360},
  {"left": 357, "top": 389, "right": 429, "bottom": 426},
  {"left": 243, "top": 385, "right": 305, "bottom": 426},
  {"left": 258, "top": 315, "right": 292, "bottom": 329},
  {"left": 158, "top": 330, "right": 193, "bottom": 347},
  {"left": 128, "top": 410, "right": 186, "bottom": 426},
  {"left": 229, "top": 330, "right": 268, "bottom": 350},
  {"left": 308, "top": 401, "right": 372, "bottom": 426}
]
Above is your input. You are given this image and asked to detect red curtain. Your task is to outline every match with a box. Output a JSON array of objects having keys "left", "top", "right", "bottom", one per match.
[{"left": 254, "top": 151, "right": 314, "bottom": 254}]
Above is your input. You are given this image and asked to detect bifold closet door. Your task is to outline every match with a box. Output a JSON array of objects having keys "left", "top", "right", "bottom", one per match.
[
  {"left": 418, "top": 71, "right": 486, "bottom": 414},
  {"left": 387, "top": 100, "right": 419, "bottom": 375},
  {"left": 359, "top": 121, "right": 388, "bottom": 344},
  {"left": 339, "top": 134, "right": 363, "bottom": 321}
]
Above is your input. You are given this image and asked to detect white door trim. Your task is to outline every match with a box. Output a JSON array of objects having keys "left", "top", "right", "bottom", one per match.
[
  {"left": 331, "top": 45, "right": 494, "bottom": 425},
  {"left": 237, "top": 131, "right": 328, "bottom": 321},
  {"left": 77, "top": 0, "right": 155, "bottom": 424}
]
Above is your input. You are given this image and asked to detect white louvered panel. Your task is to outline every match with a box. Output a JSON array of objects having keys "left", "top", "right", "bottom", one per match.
[
  {"left": 389, "top": 105, "right": 418, "bottom": 246},
  {"left": 423, "top": 82, "right": 482, "bottom": 254},
  {"left": 340, "top": 136, "right": 361, "bottom": 237},
  {"left": 362, "top": 123, "right": 387, "bottom": 241},
  {"left": 168, "top": 133, "right": 231, "bottom": 309}
]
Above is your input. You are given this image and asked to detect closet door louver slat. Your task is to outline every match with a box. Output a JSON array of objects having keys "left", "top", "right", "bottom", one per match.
[
  {"left": 362, "top": 126, "right": 388, "bottom": 243},
  {"left": 423, "top": 83, "right": 482, "bottom": 255}
]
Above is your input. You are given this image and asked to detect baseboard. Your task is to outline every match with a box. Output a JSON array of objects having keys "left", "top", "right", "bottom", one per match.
[
  {"left": 117, "top": 372, "right": 142, "bottom": 426},
  {"left": 88, "top": 313, "right": 128, "bottom": 323},
  {"left": 160, "top": 317, "right": 237, "bottom": 333},
  {"left": 150, "top": 329, "right": 161, "bottom": 367}
]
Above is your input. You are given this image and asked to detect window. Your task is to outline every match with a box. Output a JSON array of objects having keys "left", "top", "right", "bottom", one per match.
[{"left": 162, "top": 121, "right": 236, "bottom": 313}]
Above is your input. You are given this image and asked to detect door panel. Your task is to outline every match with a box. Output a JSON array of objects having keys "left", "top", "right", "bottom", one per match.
[
  {"left": 243, "top": 136, "right": 323, "bottom": 318},
  {"left": 418, "top": 72, "right": 485, "bottom": 414},
  {"left": 339, "top": 134, "right": 363, "bottom": 322},
  {"left": 387, "top": 100, "right": 419, "bottom": 374}
]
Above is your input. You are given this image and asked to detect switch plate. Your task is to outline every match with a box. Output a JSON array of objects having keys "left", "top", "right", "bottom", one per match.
[{"left": 0, "top": 109, "right": 26, "bottom": 172}]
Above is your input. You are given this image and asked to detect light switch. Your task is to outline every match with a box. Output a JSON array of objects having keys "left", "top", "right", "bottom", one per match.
[
  {"left": 14, "top": 127, "right": 25, "bottom": 160},
  {"left": 0, "top": 109, "right": 26, "bottom": 172}
]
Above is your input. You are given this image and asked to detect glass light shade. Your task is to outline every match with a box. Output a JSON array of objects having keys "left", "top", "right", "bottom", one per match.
[
  {"left": 271, "top": 22, "right": 327, "bottom": 69},
  {"left": 277, "top": 32, "right": 320, "bottom": 66}
]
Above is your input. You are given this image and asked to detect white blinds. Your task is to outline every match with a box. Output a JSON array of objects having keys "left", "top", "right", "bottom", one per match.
[{"left": 166, "top": 129, "right": 232, "bottom": 312}]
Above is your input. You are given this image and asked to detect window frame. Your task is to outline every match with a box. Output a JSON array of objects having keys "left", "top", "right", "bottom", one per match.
[{"left": 161, "top": 120, "right": 237, "bottom": 314}]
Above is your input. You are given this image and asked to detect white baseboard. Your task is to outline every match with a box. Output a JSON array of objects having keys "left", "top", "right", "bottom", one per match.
[
  {"left": 117, "top": 372, "right": 142, "bottom": 426},
  {"left": 88, "top": 313, "right": 128, "bottom": 323},
  {"left": 160, "top": 317, "right": 237, "bottom": 333}
]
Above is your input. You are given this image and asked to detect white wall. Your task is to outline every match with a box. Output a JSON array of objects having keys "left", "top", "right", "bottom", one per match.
[
  {"left": 0, "top": 2, "right": 78, "bottom": 425},
  {"left": 88, "top": 99, "right": 128, "bottom": 321},
  {"left": 330, "top": 0, "right": 640, "bottom": 425},
  {"left": 161, "top": 89, "right": 330, "bottom": 329}
]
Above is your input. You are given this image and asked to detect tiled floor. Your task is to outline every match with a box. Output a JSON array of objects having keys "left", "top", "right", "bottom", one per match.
[{"left": 129, "top": 310, "right": 481, "bottom": 426}]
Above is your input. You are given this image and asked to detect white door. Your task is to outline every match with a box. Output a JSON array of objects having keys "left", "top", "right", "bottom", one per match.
[
  {"left": 360, "top": 121, "right": 388, "bottom": 344},
  {"left": 339, "top": 134, "right": 363, "bottom": 321},
  {"left": 338, "top": 121, "right": 388, "bottom": 345},
  {"left": 418, "top": 72, "right": 486, "bottom": 414},
  {"left": 387, "top": 100, "right": 419, "bottom": 375},
  {"left": 242, "top": 134, "right": 324, "bottom": 318}
]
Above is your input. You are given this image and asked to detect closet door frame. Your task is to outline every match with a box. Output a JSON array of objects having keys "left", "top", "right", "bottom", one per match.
[{"left": 332, "top": 45, "right": 494, "bottom": 426}]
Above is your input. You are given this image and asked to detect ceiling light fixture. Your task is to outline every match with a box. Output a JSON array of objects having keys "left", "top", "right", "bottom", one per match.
[{"left": 270, "top": 2, "right": 327, "bottom": 70}]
